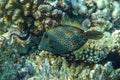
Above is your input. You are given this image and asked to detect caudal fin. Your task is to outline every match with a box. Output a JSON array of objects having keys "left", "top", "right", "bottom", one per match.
[{"left": 85, "top": 31, "right": 103, "bottom": 40}]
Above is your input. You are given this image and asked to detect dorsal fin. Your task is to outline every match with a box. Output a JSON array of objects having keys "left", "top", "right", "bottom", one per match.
[{"left": 61, "top": 16, "right": 86, "bottom": 30}]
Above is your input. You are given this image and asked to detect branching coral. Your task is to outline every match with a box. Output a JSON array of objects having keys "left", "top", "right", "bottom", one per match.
[{"left": 23, "top": 52, "right": 120, "bottom": 80}]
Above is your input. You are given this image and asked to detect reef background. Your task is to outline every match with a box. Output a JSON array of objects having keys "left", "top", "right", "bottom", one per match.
[{"left": 0, "top": 0, "right": 120, "bottom": 80}]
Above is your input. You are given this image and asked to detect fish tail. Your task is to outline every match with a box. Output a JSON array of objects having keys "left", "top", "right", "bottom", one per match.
[{"left": 85, "top": 31, "right": 103, "bottom": 40}]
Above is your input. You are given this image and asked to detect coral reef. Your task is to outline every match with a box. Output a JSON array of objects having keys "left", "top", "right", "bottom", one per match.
[
  {"left": 10, "top": 51, "right": 120, "bottom": 80},
  {"left": 73, "top": 31, "right": 118, "bottom": 63},
  {"left": 0, "top": 0, "right": 120, "bottom": 80},
  {"left": 70, "top": 0, "right": 88, "bottom": 14}
]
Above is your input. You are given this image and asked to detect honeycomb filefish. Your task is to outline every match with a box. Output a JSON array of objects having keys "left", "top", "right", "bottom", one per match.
[{"left": 39, "top": 25, "right": 103, "bottom": 54}]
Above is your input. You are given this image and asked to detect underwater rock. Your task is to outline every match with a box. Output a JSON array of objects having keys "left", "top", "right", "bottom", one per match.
[
  {"left": 91, "top": 9, "right": 113, "bottom": 31},
  {"left": 112, "top": 1, "right": 120, "bottom": 19},
  {"left": 112, "top": 30, "right": 120, "bottom": 48},
  {"left": 82, "top": 18, "right": 91, "bottom": 28},
  {"left": 25, "top": 51, "right": 120, "bottom": 80},
  {"left": 70, "top": 0, "right": 88, "bottom": 14},
  {"left": 93, "top": 0, "right": 105, "bottom": 9}
]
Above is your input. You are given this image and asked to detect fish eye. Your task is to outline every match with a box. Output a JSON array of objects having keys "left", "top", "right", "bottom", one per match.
[
  {"left": 50, "top": 45, "right": 55, "bottom": 49},
  {"left": 45, "top": 33, "right": 48, "bottom": 38},
  {"left": 49, "top": 40, "right": 56, "bottom": 49}
]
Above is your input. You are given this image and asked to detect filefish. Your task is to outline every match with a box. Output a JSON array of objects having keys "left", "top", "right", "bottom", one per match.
[{"left": 39, "top": 25, "right": 103, "bottom": 54}]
